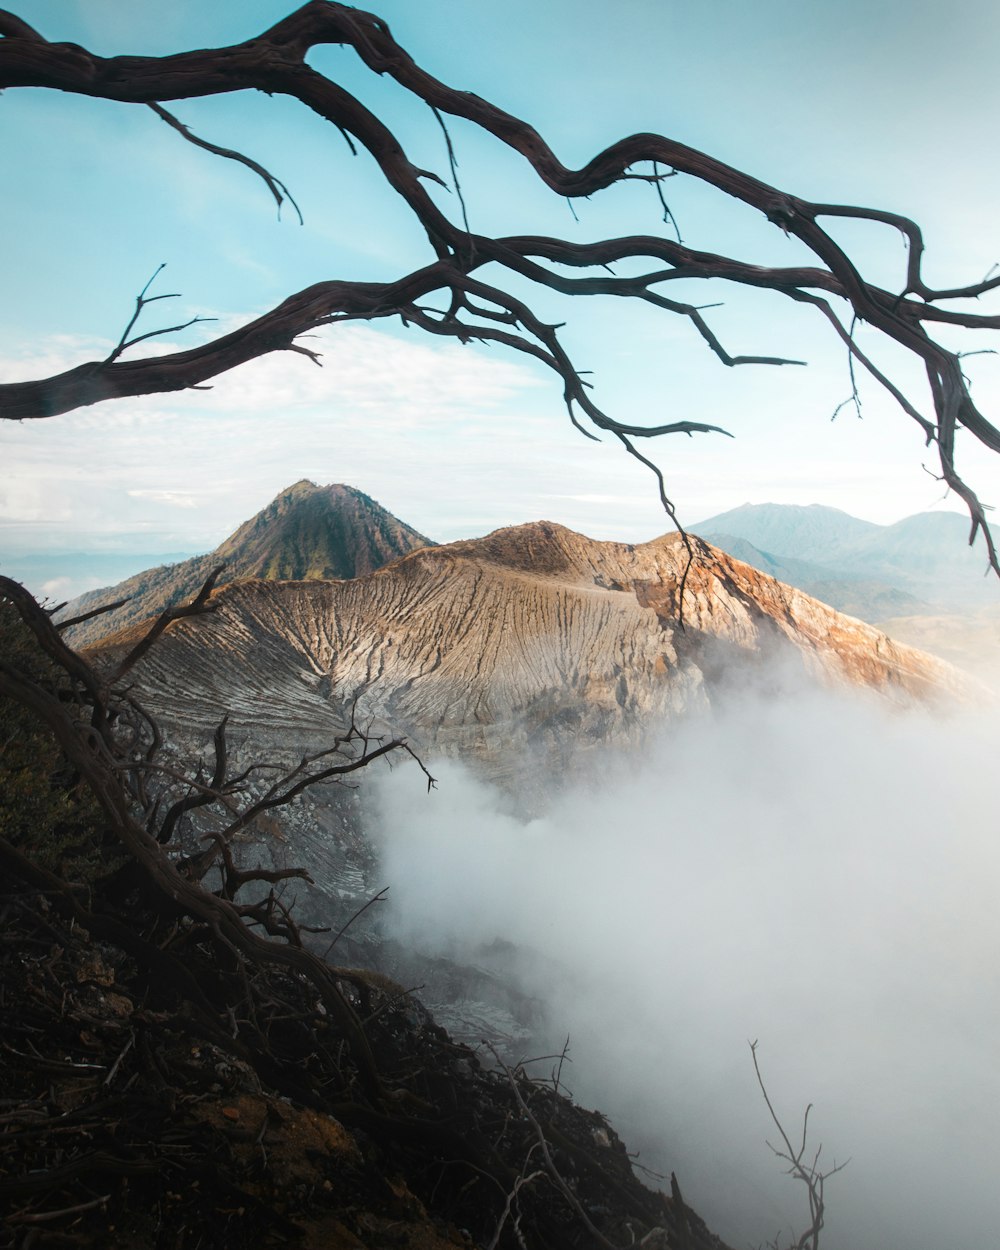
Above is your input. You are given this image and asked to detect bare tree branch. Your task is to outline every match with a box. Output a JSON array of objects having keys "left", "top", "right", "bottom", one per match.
[
  {"left": 0, "top": 1, "right": 997, "bottom": 569},
  {"left": 148, "top": 103, "right": 304, "bottom": 224},
  {"left": 53, "top": 596, "right": 132, "bottom": 632},
  {"left": 110, "top": 563, "right": 225, "bottom": 682}
]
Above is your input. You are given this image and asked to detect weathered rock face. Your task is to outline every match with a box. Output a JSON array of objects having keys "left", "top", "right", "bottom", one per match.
[{"left": 97, "top": 520, "right": 965, "bottom": 782}]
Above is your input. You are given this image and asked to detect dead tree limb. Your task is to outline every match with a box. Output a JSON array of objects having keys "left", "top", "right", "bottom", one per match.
[
  {"left": 0, "top": 4, "right": 997, "bottom": 567},
  {"left": 148, "top": 102, "right": 304, "bottom": 224},
  {"left": 53, "top": 596, "right": 133, "bottom": 632}
]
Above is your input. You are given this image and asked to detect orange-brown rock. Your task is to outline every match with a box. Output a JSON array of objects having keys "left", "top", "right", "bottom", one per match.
[{"left": 95, "top": 521, "right": 967, "bottom": 779}]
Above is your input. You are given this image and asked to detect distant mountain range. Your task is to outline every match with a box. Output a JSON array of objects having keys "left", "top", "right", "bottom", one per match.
[
  {"left": 692, "top": 502, "right": 999, "bottom": 617},
  {"left": 60, "top": 481, "right": 434, "bottom": 646},
  {"left": 73, "top": 491, "right": 968, "bottom": 964},
  {"left": 58, "top": 490, "right": 1000, "bottom": 681}
]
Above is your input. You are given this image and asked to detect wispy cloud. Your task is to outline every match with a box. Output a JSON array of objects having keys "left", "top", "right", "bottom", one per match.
[
  {"left": 0, "top": 321, "right": 550, "bottom": 552},
  {"left": 127, "top": 489, "right": 199, "bottom": 509},
  {"left": 373, "top": 685, "right": 1000, "bottom": 1250}
]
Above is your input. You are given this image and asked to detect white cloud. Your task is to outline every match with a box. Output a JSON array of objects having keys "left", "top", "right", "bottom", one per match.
[
  {"left": 371, "top": 687, "right": 1000, "bottom": 1250},
  {"left": 0, "top": 333, "right": 113, "bottom": 383},
  {"left": 0, "top": 320, "right": 548, "bottom": 550},
  {"left": 179, "top": 322, "right": 542, "bottom": 421},
  {"left": 39, "top": 576, "right": 73, "bottom": 599},
  {"left": 127, "top": 489, "right": 199, "bottom": 509}
]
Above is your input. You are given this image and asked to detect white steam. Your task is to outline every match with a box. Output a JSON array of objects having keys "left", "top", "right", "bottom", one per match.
[{"left": 369, "top": 687, "right": 1000, "bottom": 1250}]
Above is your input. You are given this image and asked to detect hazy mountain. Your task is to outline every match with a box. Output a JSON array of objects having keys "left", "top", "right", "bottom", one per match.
[
  {"left": 59, "top": 482, "right": 434, "bottom": 646},
  {"left": 694, "top": 502, "right": 999, "bottom": 612},
  {"left": 694, "top": 502, "right": 878, "bottom": 564}
]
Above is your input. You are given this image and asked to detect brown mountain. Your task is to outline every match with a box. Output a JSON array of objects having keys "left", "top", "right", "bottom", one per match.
[
  {"left": 59, "top": 481, "right": 434, "bottom": 646},
  {"left": 93, "top": 520, "right": 966, "bottom": 781}
]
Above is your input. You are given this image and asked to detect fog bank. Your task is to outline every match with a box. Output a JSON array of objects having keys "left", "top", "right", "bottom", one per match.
[{"left": 370, "top": 687, "right": 1000, "bottom": 1250}]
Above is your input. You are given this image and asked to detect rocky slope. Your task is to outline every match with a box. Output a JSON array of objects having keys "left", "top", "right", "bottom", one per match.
[
  {"left": 59, "top": 481, "right": 434, "bottom": 647},
  {"left": 0, "top": 595, "right": 726, "bottom": 1250}
]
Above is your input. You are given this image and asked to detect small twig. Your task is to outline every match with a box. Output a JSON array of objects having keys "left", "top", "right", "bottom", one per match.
[
  {"left": 485, "top": 1145, "right": 545, "bottom": 1250},
  {"left": 651, "top": 160, "right": 682, "bottom": 242},
  {"left": 322, "top": 886, "right": 389, "bottom": 959},
  {"left": 486, "top": 1042, "right": 621, "bottom": 1250},
  {"left": 103, "top": 1034, "right": 135, "bottom": 1087},
  {"left": 750, "top": 1040, "right": 848, "bottom": 1250},
  {"left": 149, "top": 102, "right": 304, "bottom": 224},
  {"left": 104, "top": 265, "right": 216, "bottom": 365},
  {"left": 430, "top": 103, "right": 472, "bottom": 240}
]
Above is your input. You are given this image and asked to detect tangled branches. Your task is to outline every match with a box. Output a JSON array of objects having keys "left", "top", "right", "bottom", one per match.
[
  {"left": 0, "top": 3, "right": 998, "bottom": 565},
  {"left": 0, "top": 572, "right": 427, "bottom": 1099}
]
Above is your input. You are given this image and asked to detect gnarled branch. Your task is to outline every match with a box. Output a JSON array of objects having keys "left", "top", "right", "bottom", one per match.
[{"left": 0, "top": 2, "right": 997, "bottom": 569}]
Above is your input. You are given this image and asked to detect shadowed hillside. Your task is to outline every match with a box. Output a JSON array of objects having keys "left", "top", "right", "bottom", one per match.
[{"left": 0, "top": 592, "right": 730, "bottom": 1250}]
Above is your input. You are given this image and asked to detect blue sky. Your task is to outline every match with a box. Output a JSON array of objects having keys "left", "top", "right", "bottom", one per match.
[{"left": 3, "top": 1, "right": 1000, "bottom": 594}]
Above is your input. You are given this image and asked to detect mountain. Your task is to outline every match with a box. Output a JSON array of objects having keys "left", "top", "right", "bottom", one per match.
[
  {"left": 77, "top": 516, "right": 975, "bottom": 1246},
  {"left": 78, "top": 513, "right": 971, "bottom": 1057},
  {"left": 212, "top": 479, "right": 432, "bottom": 579},
  {"left": 694, "top": 502, "right": 878, "bottom": 564},
  {"left": 58, "top": 482, "right": 434, "bottom": 646},
  {"left": 92, "top": 520, "right": 965, "bottom": 781},
  {"left": 693, "top": 502, "right": 1000, "bottom": 613}
]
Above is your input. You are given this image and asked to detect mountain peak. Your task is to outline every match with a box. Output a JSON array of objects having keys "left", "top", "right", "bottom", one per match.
[
  {"left": 214, "top": 482, "right": 433, "bottom": 580},
  {"left": 693, "top": 501, "right": 879, "bottom": 565},
  {"left": 60, "top": 484, "right": 435, "bottom": 645}
]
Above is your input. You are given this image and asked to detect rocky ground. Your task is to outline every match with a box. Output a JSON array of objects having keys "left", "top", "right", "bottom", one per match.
[{"left": 1, "top": 872, "right": 732, "bottom": 1250}]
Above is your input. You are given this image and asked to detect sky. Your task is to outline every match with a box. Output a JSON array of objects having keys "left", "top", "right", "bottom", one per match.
[{"left": 3, "top": 0, "right": 1000, "bottom": 592}]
